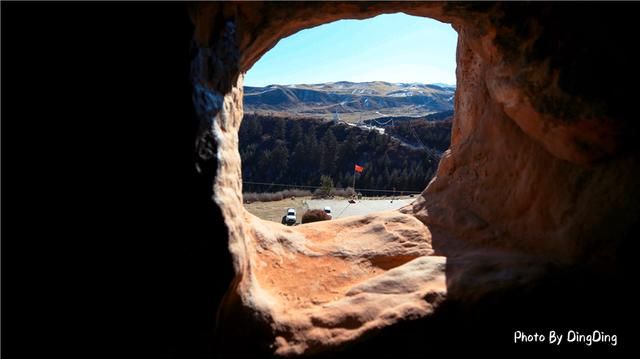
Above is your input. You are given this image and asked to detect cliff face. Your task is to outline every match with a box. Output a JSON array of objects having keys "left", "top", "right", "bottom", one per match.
[{"left": 189, "top": 2, "right": 638, "bottom": 356}]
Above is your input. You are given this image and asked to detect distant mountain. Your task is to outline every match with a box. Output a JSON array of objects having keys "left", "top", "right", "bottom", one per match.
[
  {"left": 430, "top": 83, "right": 456, "bottom": 89},
  {"left": 243, "top": 81, "right": 455, "bottom": 122}
]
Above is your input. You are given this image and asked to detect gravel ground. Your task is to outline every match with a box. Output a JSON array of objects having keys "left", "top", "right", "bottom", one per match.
[{"left": 305, "top": 198, "right": 415, "bottom": 219}]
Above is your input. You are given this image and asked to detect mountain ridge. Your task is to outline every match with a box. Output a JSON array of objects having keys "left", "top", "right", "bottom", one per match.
[{"left": 243, "top": 81, "right": 455, "bottom": 122}]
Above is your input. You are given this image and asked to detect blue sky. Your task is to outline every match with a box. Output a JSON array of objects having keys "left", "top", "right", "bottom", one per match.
[{"left": 244, "top": 13, "right": 458, "bottom": 87}]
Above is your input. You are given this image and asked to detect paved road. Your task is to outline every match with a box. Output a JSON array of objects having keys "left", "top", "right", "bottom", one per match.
[{"left": 305, "top": 198, "right": 415, "bottom": 219}]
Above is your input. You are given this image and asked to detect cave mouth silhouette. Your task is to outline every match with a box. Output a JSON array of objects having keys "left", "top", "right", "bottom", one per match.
[{"left": 189, "top": 2, "right": 637, "bottom": 356}]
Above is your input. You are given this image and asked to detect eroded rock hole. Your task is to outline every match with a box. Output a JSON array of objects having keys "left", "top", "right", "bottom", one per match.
[
  {"left": 217, "top": 13, "right": 457, "bottom": 356},
  {"left": 240, "top": 13, "right": 456, "bottom": 225}
]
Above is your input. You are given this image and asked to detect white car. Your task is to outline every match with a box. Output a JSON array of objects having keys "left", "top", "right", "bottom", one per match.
[
  {"left": 282, "top": 208, "right": 297, "bottom": 226},
  {"left": 324, "top": 206, "right": 332, "bottom": 219}
]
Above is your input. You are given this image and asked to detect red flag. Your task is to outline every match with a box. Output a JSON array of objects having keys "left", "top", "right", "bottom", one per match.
[{"left": 355, "top": 164, "right": 364, "bottom": 173}]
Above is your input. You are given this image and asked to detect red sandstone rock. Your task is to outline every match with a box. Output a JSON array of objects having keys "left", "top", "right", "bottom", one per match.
[
  {"left": 188, "top": 2, "right": 638, "bottom": 356},
  {"left": 238, "top": 211, "right": 444, "bottom": 355}
]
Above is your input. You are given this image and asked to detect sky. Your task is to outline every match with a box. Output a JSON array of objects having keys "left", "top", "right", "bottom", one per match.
[{"left": 244, "top": 13, "right": 458, "bottom": 87}]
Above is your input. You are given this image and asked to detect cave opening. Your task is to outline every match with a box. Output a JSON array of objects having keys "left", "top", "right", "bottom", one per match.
[
  {"left": 197, "top": 9, "right": 462, "bottom": 356},
  {"left": 238, "top": 13, "right": 458, "bottom": 225}
]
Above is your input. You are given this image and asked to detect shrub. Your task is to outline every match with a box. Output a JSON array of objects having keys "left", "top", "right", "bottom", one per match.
[
  {"left": 333, "top": 187, "right": 356, "bottom": 198},
  {"left": 243, "top": 192, "right": 258, "bottom": 203},
  {"left": 317, "top": 175, "right": 334, "bottom": 198},
  {"left": 257, "top": 192, "right": 283, "bottom": 202},
  {"left": 280, "top": 189, "right": 312, "bottom": 198},
  {"left": 301, "top": 209, "right": 331, "bottom": 224},
  {"left": 312, "top": 188, "right": 330, "bottom": 199},
  {"left": 243, "top": 189, "right": 312, "bottom": 203}
]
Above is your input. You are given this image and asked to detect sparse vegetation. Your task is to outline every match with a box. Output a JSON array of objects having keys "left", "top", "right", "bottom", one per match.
[
  {"left": 333, "top": 187, "right": 356, "bottom": 198},
  {"left": 317, "top": 175, "right": 335, "bottom": 198},
  {"left": 243, "top": 189, "right": 312, "bottom": 203}
]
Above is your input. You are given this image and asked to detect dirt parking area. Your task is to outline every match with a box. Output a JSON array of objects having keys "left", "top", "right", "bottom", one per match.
[
  {"left": 244, "top": 196, "right": 416, "bottom": 223},
  {"left": 306, "top": 198, "right": 414, "bottom": 219}
]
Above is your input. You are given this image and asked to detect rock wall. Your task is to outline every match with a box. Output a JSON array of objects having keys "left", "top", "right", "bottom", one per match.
[
  {"left": 189, "top": 2, "right": 638, "bottom": 356},
  {"left": 411, "top": 13, "right": 640, "bottom": 264}
]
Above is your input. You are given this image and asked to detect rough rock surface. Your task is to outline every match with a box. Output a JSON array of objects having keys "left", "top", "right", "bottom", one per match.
[
  {"left": 189, "top": 2, "right": 639, "bottom": 356},
  {"left": 244, "top": 211, "right": 444, "bottom": 355}
]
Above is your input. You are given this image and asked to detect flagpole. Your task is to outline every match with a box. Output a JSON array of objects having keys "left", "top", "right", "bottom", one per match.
[{"left": 353, "top": 164, "right": 356, "bottom": 191}]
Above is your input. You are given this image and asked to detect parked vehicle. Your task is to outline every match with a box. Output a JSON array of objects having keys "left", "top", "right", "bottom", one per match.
[
  {"left": 324, "top": 206, "right": 332, "bottom": 219},
  {"left": 282, "top": 208, "right": 297, "bottom": 226}
]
